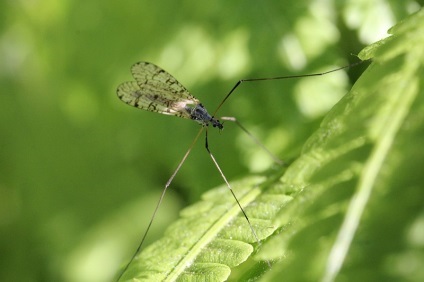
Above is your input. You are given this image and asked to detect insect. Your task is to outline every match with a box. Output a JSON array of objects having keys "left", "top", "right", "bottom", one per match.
[
  {"left": 115, "top": 61, "right": 364, "bottom": 280},
  {"left": 117, "top": 62, "right": 224, "bottom": 128}
]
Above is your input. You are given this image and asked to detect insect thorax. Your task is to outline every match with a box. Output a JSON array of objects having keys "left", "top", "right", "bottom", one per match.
[{"left": 186, "top": 103, "right": 223, "bottom": 129}]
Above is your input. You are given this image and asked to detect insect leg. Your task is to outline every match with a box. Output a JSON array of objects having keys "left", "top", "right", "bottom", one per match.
[
  {"left": 220, "top": 116, "right": 284, "bottom": 165},
  {"left": 204, "top": 127, "right": 272, "bottom": 268},
  {"left": 213, "top": 60, "right": 367, "bottom": 116},
  {"left": 116, "top": 127, "right": 204, "bottom": 281}
]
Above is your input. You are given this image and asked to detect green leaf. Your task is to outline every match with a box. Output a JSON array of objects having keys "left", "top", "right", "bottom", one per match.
[
  {"left": 261, "top": 9, "right": 424, "bottom": 282},
  {"left": 119, "top": 175, "right": 294, "bottom": 281},
  {"left": 119, "top": 9, "right": 424, "bottom": 282}
]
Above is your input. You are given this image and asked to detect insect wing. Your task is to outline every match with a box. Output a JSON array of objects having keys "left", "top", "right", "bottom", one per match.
[{"left": 117, "top": 62, "right": 200, "bottom": 118}]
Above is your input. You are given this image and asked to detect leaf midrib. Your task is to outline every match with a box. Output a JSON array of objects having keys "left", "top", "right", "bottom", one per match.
[{"left": 322, "top": 53, "right": 421, "bottom": 282}]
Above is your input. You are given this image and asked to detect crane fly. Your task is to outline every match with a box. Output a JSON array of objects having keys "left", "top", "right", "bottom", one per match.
[
  {"left": 117, "top": 62, "right": 223, "bottom": 129},
  {"left": 115, "top": 60, "right": 364, "bottom": 280}
]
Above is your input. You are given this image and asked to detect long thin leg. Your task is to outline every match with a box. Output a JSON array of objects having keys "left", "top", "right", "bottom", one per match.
[
  {"left": 213, "top": 61, "right": 367, "bottom": 116},
  {"left": 204, "top": 127, "right": 272, "bottom": 268},
  {"left": 116, "top": 127, "right": 205, "bottom": 281},
  {"left": 220, "top": 116, "right": 284, "bottom": 166}
]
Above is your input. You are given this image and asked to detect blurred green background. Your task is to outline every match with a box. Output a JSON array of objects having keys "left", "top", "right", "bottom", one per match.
[{"left": 0, "top": 1, "right": 421, "bottom": 281}]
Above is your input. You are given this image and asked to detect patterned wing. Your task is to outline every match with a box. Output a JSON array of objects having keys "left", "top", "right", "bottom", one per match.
[{"left": 117, "top": 62, "right": 200, "bottom": 119}]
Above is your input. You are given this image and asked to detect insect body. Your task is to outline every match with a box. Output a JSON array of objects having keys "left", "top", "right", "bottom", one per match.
[{"left": 117, "top": 62, "right": 223, "bottom": 129}]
